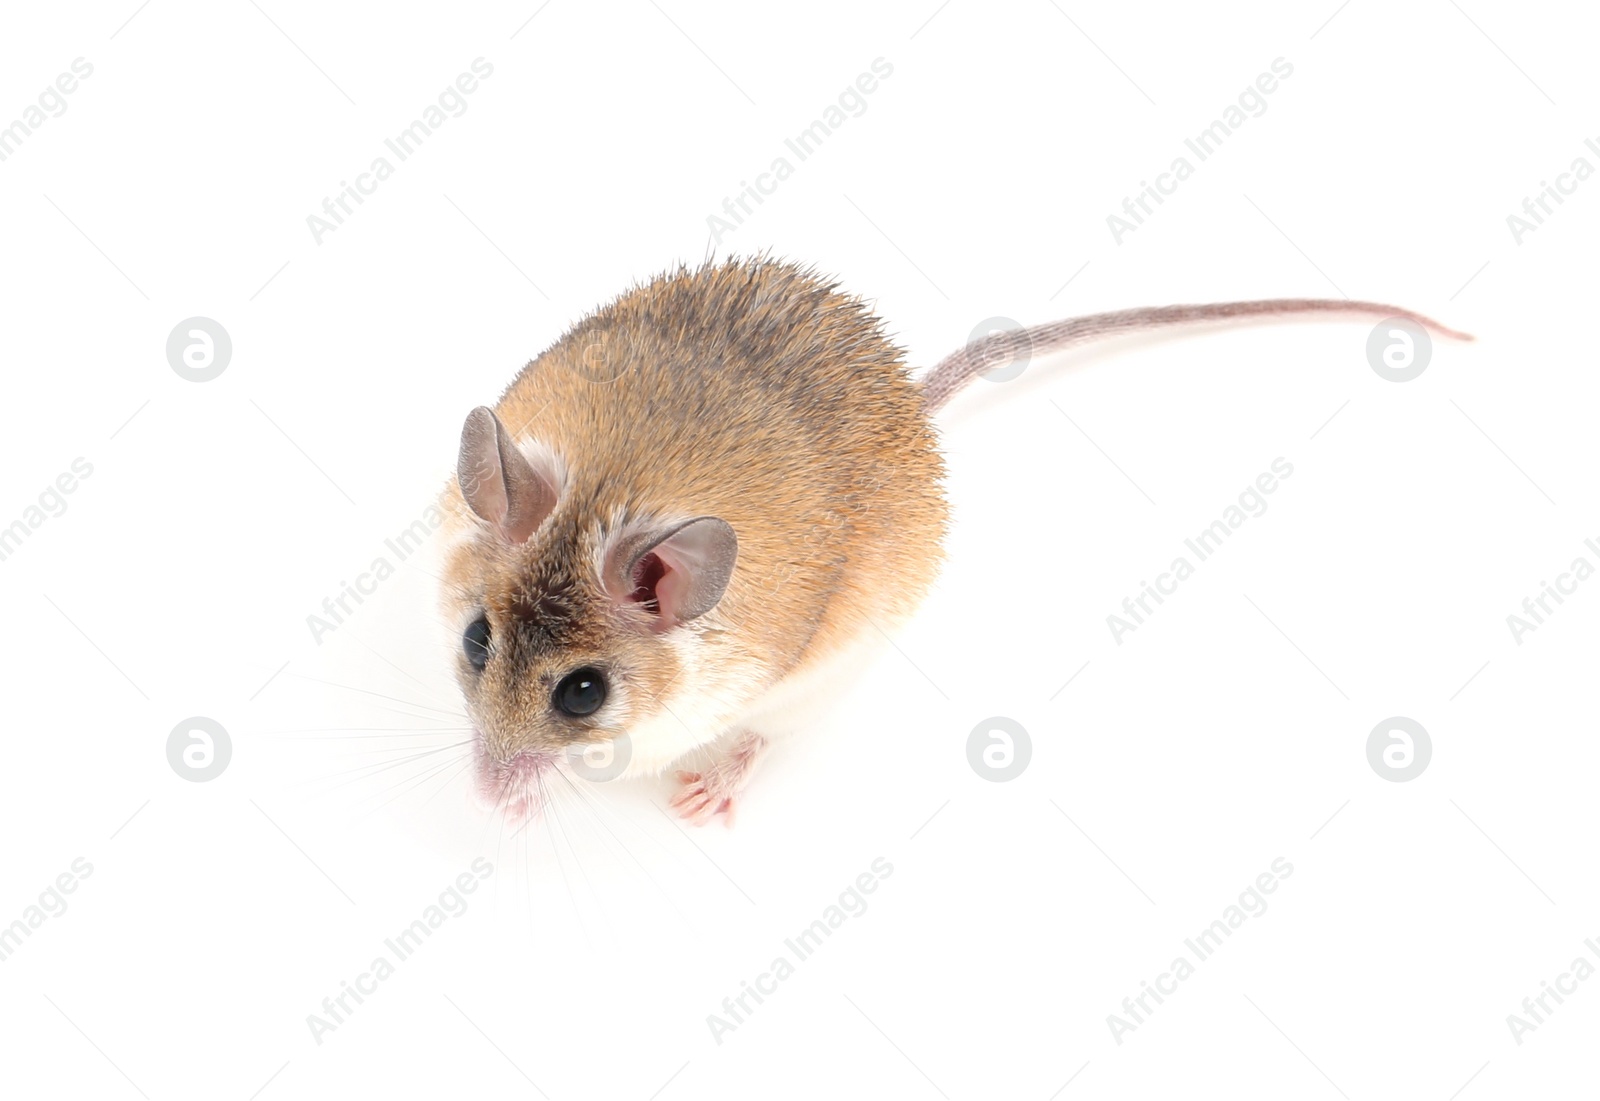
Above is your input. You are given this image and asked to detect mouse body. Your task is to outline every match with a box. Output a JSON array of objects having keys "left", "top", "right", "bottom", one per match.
[
  {"left": 441, "top": 259, "right": 946, "bottom": 821},
  {"left": 439, "top": 256, "right": 1469, "bottom": 823}
]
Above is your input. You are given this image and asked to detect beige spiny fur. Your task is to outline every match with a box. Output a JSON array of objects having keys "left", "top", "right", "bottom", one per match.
[{"left": 439, "top": 257, "right": 946, "bottom": 816}]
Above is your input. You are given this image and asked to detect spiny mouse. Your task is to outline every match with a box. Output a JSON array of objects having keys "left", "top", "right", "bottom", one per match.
[{"left": 438, "top": 256, "right": 1470, "bottom": 824}]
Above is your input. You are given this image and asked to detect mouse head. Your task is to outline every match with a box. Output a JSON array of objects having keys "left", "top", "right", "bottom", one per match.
[{"left": 445, "top": 406, "right": 738, "bottom": 819}]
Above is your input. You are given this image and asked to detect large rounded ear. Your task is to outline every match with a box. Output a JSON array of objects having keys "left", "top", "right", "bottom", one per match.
[
  {"left": 457, "top": 406, "right": 559, "bottom": 544},
  {"left": 608, "top": 516, "right": 738, "bottom": 631}
]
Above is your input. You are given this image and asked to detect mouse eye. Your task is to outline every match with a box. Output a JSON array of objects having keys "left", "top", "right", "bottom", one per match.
[
  {"left": 553, "top": 667, "right": 606, "bottom": 717},
  {"left": 462, "top": 617, "right": 491, "bottom": 670}
]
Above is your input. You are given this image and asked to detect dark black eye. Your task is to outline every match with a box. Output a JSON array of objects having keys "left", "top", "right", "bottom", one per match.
[
  {"left": 554, "top": 667, "right": 606, "bottom": 717},
  {"left": 462, "top": 617, "right": 491, "bottom": 670}
]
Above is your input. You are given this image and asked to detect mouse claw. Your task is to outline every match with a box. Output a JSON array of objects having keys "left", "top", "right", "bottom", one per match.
[
  {"left": 668, "top": 777, "right": 704, "bottom": 812},
  {"left": 671, "top": 782, "right": 725, "bottom": 824}
]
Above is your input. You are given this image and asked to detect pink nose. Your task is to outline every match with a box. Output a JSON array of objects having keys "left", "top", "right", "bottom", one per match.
[{"left": 473, "top": 738, "right": 561, "bottom": 820}]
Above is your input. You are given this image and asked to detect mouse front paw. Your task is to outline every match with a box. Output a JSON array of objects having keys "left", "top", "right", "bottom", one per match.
[{"left": 669, "top": 731, "right": 768, "bottom": 826}]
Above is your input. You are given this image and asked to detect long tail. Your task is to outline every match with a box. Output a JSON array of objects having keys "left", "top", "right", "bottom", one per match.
[{"left": 918, "top": 299, "right": 1475, "bottom": 413}]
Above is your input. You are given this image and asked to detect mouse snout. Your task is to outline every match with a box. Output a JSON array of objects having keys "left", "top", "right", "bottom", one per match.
[
  {"left": 473, "top": 718, "right": 549, "bottom": 766},
  {"left": 472, "top": 734, "right": 561, "bottom": 819},
  {"left": 476, "top": 731, "right": 558, "bottom": 775}
]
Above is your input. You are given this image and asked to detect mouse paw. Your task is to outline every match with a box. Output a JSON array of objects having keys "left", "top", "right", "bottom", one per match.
[
  {"left": 669, "top": 731, "right": 768, "bottom": 827},
  {"left": 670, "top": 772, "right": 741, "bottom": 825}
]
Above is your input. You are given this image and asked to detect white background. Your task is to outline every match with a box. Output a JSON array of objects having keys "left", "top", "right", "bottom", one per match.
[{"left": 1, "top": 1, "right": 1595, "bottom": 1098}]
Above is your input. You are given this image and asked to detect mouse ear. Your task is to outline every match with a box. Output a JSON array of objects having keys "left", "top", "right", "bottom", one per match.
[
  {"left": 608, "top": 517, "right": 738, "bottom": 631},
  {"left": 457, "top": 406, "right": 559, "bottom": 544}
]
